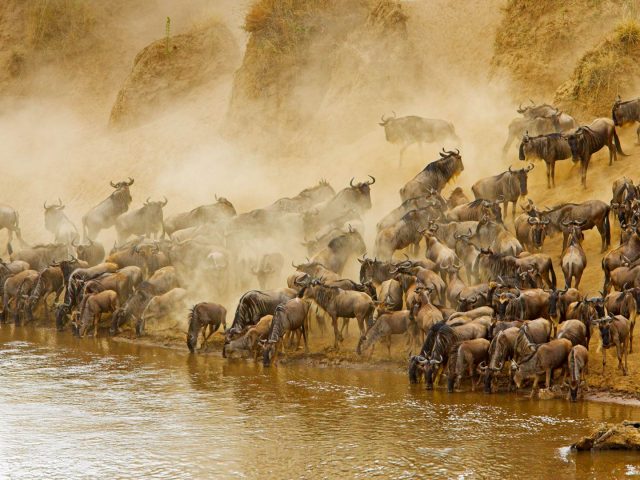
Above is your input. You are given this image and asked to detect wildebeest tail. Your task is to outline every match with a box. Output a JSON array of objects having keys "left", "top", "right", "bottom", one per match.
[
  {"left": 604, "top": 207, "right": 611, "bottom": 248},
  {"left": 549, "top": 262, "right": 557, "bottom": 290},
  {"left": 613, "top": 128, "right": 628, "bottom": 156}
]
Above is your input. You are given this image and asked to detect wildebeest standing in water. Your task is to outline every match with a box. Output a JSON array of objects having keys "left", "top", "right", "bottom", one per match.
[
  {"left": 519, "top": 132, "right": 573, "bottom": 188},
  {"left": 379, "top": 112, "right": 459, "bottom": 167},
  {"left": 43, "top": 199, "right": 79, "bottom": 255},
  {"left": 565, "top": 118, "right": 627, "bottom": 188},
  {"left": 399, "top": 149, "right": 464, "bottom": 202},
  {"left": 0, "top": 204, "right": 24, "bottom": 254},
  {"left": 471, "top": 164, "right": 533, "bottom": 220},
  {"left": 82, "top": 178, "right": 134, "bottom": 241},
  {"left": 612, "top": 95, "right": 640, "bottom": 144},
  {"left": 115, "top": 197, "right": 167, "bottom": 245}
]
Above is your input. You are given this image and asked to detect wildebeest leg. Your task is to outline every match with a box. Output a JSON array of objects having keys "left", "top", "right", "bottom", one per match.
[
  {"left": 339, "top": 317, "right": 349, "bottom": 337},
  {"left": 386, "top": 334, "right": 392, "bottom": 358},
  {"left": 545, "top": 161, "right": 552, "bottom": 189},
  {"left": 94, "top": 313, "right": 100, "bottom": 338},
  {"left": 301, "top": 323, "right": 309, "bottom": 353},
  {"left": 331, "top": 316, "right": 342, "bottom": 349},
  {"left": 616, "top": 341, "right": 625, "bottom": 374},
  {"left": 608, "top": 143, "right": 615, "bottom": 166},
  {"left": 636, "top": 124, "right": 640, "bottom": 145},
  {"left": 574, "top": 271, "right": 583, "bottom": 290},
  {"left": 399, "top": 145, "right": 407, "bottom": 168},
  {"left": 602, "top": 348, "right": 607, "bottom": 373},
  {"left": 6, "top": 228, "right": 13, "bottom": 255},
  {"left": 581, "top": 156, "right": 589, "bottom": 188}
]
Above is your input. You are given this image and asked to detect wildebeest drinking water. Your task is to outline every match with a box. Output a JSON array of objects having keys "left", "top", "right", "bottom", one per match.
[{"left": 379, "top": 112, "right": 459, "bottom": 167}]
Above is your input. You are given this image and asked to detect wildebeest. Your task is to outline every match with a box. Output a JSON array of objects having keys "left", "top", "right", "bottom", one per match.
[
  {"left": 0, "top": 205, "right": 24, "bottom": 255},
  {"left": 76, "top": 290, "right": 119, "bottom": 337},
  {"left": 400, "top": 149, "right": 464, "bottom": 201},
  {"left": 11, "top": 243, "right": 68, "bottom": 271},
  {"left": 3, "top": 269, "right": 38, "bottom": 324},
  {"left": 43, "top": 199, "right": 79, "bottom": 249},
  {"left": 301, "top": 280, "right": 374, "bottom": 349},
  {"left": 560, "top": 220, "right": 587, "bottom": 289},
  {"left": 565, "top": 118, "right": 626, "bottom": 187},
  {"left": 512, "top": 338, "right": 572, "bottom": 394},
  {"left": 251, "top": 252, "right": 285, "bottom": 289},
  {"left": 374, "top": 209, "right": 432, "bottom": 259},
  {"left": 540, "top": 200, "right": 611, "bottom": 252},
  {"left": 474, "top": 249, "right": 556, "bottom": 289},
  {"left": 311, "top": 227, "right": 366, "bottom": 274},
  {"left": 262, "top": 298, "right": 309, "bottom": 366},
  {"left": 450, "top": 338, "right": 490, "bottom": 391},
  {"left": 115, "top": 197, "right": 167, "bottom": 244},
  {"left": 75, "top": 239, "right": 105, "bottom": 267},
  {"left": 518, "top": 132, "right": 573, "bottom": 188},
  {"left": 565, "top": 344, "right": 589, "bottom": 402},
  {"left": 474, "top": 216, "right": 523, "bottom": 256},
  {"left": 548, "top": 287, "right": 581, "bottom": 325},
  {"left": 267, "top": 180, "right": 336, "bottom": 213},
  {"left": 222, "top": 315, "right": 273, "bottom": 359},
  {"left": 25, "top": 265, "right": 63, "bottom": 323},
  {"left": 164, "top": 196, "right": 237, "bottom": 237},
  {"left": 604, "top": 289, "right": 637, "bottom": 353},
  {"left": 379, "top": 113, "right": 459, "bottom": 167},
  {"left": 612, "top": 95, "right": 640, "bottom": 144},
  {"left": 357, "top": 306, "right": 415, "bottom": 357},
  {"left": 594, "top": 315, "right": 630, "bottom": 375},
  {"left": 137, "top": 287, "right": 189, "bottom": 336},
  {"left": 514, "top": 213, "right": 548, "bottom": 251},
  {"left": 377, "top": 197, "right": 441, "bottom": 232},
  {"left": 358, "top": 257, "right": 395, "bottom": 287},
  {"left": 445, "top": 199, "right": 503, "bottom": 224},
  {"left": 186, "top": 302, "right": 227, "bottom": 353},
  {"left": 82, "top": 178, "right": 134, "bottom": 241},
  {"left": 557, "top": 319, "right": 588, "bottom": 349},
  {"left": 610, "top": 176, "right": 638, "bottom": 227},
  {"left": 225, "top": 288, "right": 297, "bottom": 342},
  {"left": 471, "top": 164, "right": 534, "bottom": 220},
  {"left": 480, "top": 326, "right": 519, "bottom": 393},
  {"left": 602, "top": 231, "right": 640, "bottom": 293}
]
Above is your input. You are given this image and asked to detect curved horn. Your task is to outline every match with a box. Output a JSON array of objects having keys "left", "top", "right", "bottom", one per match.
[
  {"left": 161, "top": 196, "right": 168, "bottom": 207},
  {"left": 454, "top": 148, "right": 460, "bottom": 155},
  {"left": 145, "top": 197, "right": 151, "bottom": 205},
  {"left": 110, "top": 181, "right": 117, "bottom": 188},
  {"left": 366, "top": 175, "right": 376, "bottom": 185},
  {"left": 43, "top": 200, "right": 49, "bottom": 209},
  {"left": 350, "top": 177, "right": 355, "bottom": 188},
  {"left": 526, "top": 163, "right": 534, "bottom": 172},
  {"left": 508, "top": 165, "right": 513, "bottom": 173},
  {"left": 126, "top": 177, "right": 134, "bottom": 186}
]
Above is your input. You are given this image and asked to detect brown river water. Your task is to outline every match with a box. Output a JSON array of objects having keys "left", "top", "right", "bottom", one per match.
[{"left": 1, "top": 325, "right": 639, "bottom": 479}]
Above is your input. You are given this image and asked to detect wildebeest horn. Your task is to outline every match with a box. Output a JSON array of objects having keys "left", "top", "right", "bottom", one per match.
[
  {"left": 292, "top": 261, "right": 300, "bottom": 269},
  {"left": 517, "top": 103, "right": 524, "bottom": 113},
  {"left": 541, "top": 218, "right": 550, "bottom": 224},
  {"left": 110, "top": 180, "right": 117, "bottom": 187},
  {"left": 526, "top": 163, "right": 534, "bottom": 172},
  {"left": 478, "top": 361, "right": 488, "bottom": 372},
  {"left": 350, "top": 177, "right": 355, "bottom": 187},
  {"left": 527, "top": 217, "right": 538, "bottom": 225},
  {"left": 145, "top": 197, "right": 150, "bottom": 205},
  {"left": 43, "top": 200, "right": 49, "bottom": 209},
  {"left": 561, "top": 219, "right": 571, "bottom": 226},
  {"left": 126, "top": 177, "right": 134, "bottom": 186},
  {"left": 454, "top": 148, "right": 460, "bottom": 155},
  {"left": 366, "top": 175, "right": 375, "bottom": 185},
  {"left": 161, "top": 196, "right": 168, "bottom": 207},
  {"left": 508, "top": 165, "right": 513, "bottom": 173}
]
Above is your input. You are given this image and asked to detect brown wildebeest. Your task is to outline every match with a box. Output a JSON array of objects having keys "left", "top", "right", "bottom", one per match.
[
  {"left": 115, "top": 197, "right": 167, "bottom": 244},
  {"left": 186, "top": 302, "right": 227, "bottom": 353},
  {"left": 3, "top": 269, "right": 38, "bottom": 324},
  {"left": 377, "top": 278, "right": 403, "bottom": 311},
  {"left": 560, "top": 220, "right": 587, "bottom": 289},
  {"left": 565, "top": 344, "right": 589, "bottom": 402},
  {"left": 594, "top": 315, "right": 630, "bottom": 375},
  {"left": 513, "top": 318, "right": 553, "bottom": 362},
  {"left": 604, "top": 289, "right": 637, "bottom": 353},
  {"left": 0, "top": 204, "right": 25, "bottom": 254},
  {"left": 602, "top": 231, "right": 640, "bottom": 293},
  {"left": 25, "top": 265, "right": 63, "bottom": 322},
  {"left": 301, "top": 281, "right": 374, "bottom": 349},
  {"left": 400, "top": 149, "right": 464, "bottom": 201},
  {"left": 445, "top": 199, "right": 503, "bottom": 224},
  {"left": 356, "top": 305, "right": 415, "bottom": 358},
  {"left": 379, "top": 113, "right": 459, "bottom": 167},
  {"left": 137, "top": 287, "right": 189, "bottom": 336},
  {"left": 612, "top": 95, "right": 640, "bottom": 144},
  {"left": 376, "top": 196, "right": 441, "bottom": 233},
  {"left": 450, "top": 338, "right": 490, "bottom": 391},
  {"left": 515, "top": 214, "right": 549, "bottom": 251},
  {"left": 222, "top": 315, "right": 272, "bottom": 359},
  {"left": 76, "top": 239, "right": 105, "bottom": 267},
  {"left": 410, "top": 286, "right": 444, "bottom": 339},
  {"left": 11, "top": 243, "right": 69, "bottom": 271},
  {"left": 566, "top": 297, "right": 604, "bottom": 348},
  {"left": 512, "top": 338, "right": 572, "bottom": 395},
  {"left": 540, "top": 200, "right": 611, "bottom": 253},
  {"left": 164, "top": 196, "right": 237, "bottom": 236},
  {"left": 82, "top": 178, "right": 134, "bottom": 241},
  {"left": 565, "top": 118, "right": 627, "bottom": 188},
  {"left": 474, "top": 249, "right": 556, "bottom": 289},
  {"left": 375, "top": 209, "right": 434, "bottom": 259},
  {"left": 480, "top": 326, "right": 520, "bottom": 393},
  {"left": 421, "top": 228, "right": 459, "bottom": 281},
  {"left": 76, "top": 290, "right": 119, "bottom": 337},
  {"left": 518, "top": 132, "right": 573, "bottom": 188},
  {"left": 447, "top": 187, "right": 470, "bottom": 208},
  {"left": 311, "top": 227, "right": 366, "bottom": 274},
  {"left": 471, "top": 164, "right": 534, "bottom": 220},
  {"left": 262, "top": 298, "right": 309, "bottom": 366},
  {"left": 557, "top": 319, "right": 588, "bottom": 349},
  {"left": 548, "top": 288, "right": 581, "bottom": 325}
]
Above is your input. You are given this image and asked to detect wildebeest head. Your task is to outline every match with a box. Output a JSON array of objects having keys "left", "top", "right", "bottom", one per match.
[
  {"left": 214, "top": 194, "right": 236, "bottom": 215},
  {"left": 508, "top": 164, "right": 534, "bottom": 197},
  {"left": 527, "top": 216, "right": 549, "bottom": 248},
  {"left": 548, "top": 288, "right": 564, "bottom": 317},
  {"left": 566, "top": 129, "right": 585, "bottom": 161},
  {"left": 347, "top": 176, "right": 376, "bottom": 211},
  {"left": 43, "top": 198, "right": 66, "bottom": 232},
  {"left": 379, "top": 112, "right": 399, "bottom": 142},
  {"left": 561, "top": 219, "right": 586, "bottom": 245},
  {"left": 516, "top": 101, "right": 558, "bottom": 119},
  {"left": 596, "top": 316, "right": 614, "bottom": 348}
]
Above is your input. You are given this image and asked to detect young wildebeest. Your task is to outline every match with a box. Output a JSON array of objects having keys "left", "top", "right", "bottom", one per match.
[
  {"left": 186, "top": 302, "right": 227, "bottom": 353},
  {"left": 356, "top": 304, "right": 415, "bottom": 358},
  {"left": 604, "top": 289, "right": 637, "bottom": 353},
  {"left": 262, "top": 299, "right": 309, "bottom": 366},
  {"left": 450, "top": 338, "right": 490, "bottom": 392},
  {"left": 222, "top": 315, "right": 272, "bottom": 359},
  {"left": 560, "top": 220, "right": 587, "bottom": 289},
  {"left": 301, "top": 281, "right": 374, "bottom": 349},
  {"left": 612, "top": 95, "right": 640, "bottom": 144},
  {"left": 565, "top": 118, "right": 627, "bottom": 188},
  {"left": 471, "top": 163, "right": 534, "bottom": 220},
  {"left": 519, "top": 132, "right": 572, "bottom": 188},
  {"left": 378, "top": 113, "right": 459, "bottom": 167},
  {"left": 594, "top": 315, "right": 630, "bottom": 376},
  {"left": 512, "top": 338, "right": 572, "bottom": 395},
  {"left": 76, "top": 290, "right": 119, "bottom": 337},
  {"left": 565, "top": 344, "right": 589, "bottom": 402},
  {"left": 399, "top": 149, "right": 464, "bottom": 201}
]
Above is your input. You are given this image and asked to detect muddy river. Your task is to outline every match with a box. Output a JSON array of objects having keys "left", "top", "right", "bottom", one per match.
[{"left": 1, "top": 325, "right": 638, "bottom": 479}]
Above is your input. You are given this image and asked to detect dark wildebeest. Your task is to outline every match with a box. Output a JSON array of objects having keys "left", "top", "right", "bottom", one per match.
[
  {"left": 548, "top": 287, "right": 581, "bottom": 326},
  {"left": 379, "top": 112, "right": 459, "bottom": 167},
  {"left": 43, "top": 199, "right": 79, "bottom": 249},
  {"left": 262, "top": 298, "right": 310, "bottom": 366},
  {"left": 186, "top": 302, "right": 227, "bottom": 353},
  {"left": 25, "top": 265, "right": 64, "bottom": 323},
  {"left": 447, "top": 187, "right": 470, "bottom": 209},
  {"left": 612, "top": 95, "right": 640, "bottom": 144},
  {"left": 301, "top": 280, "right": 374, "bottom": 349},
  {"left": 115, "top": 197, "right": 167, "bottom": 244},
  {"left": 0, "top": 205, "right": 24, "bottom": 254},
  {"left": 474, "top": 249, "right": 556, "bottom": 289},
  {"left": 540, "top": 200, "right": 611, "bottom": 252},
  {"left": 358, "top": 257, "right": 395, "bottom": 287},
  {"left": 82, "top": 178, "right": 134, "bottom": 241},
  {"left": 224, "top": 288, "right": 297, "bottom": 343},
  {"left": 222, "top": 315, "right": 272, "bottom": 359},
  {"left": 377, "top": 197, "right": 441, "bottom": 232},
  {"left": 164, "top": 196, "right": 237, "bottom": 236},
  {"left": 311, "top": 227, "right": 366, "bottom": 274},
  {"left": 480, "top": 326, "right": 519, "bottom": 393},
  {"left": 565, "top": 344, "right": 589, "bottom": 402},
  {"left": 610, "top": 176, "right": 638, "bottom": 227},
  {"left": 374, "top": 209, "right": 434, "bottom": 259},
  {"left": 515, "top": 214, "right": 549, "bottom": 251},
  {"left": 11, "top": 243, "right": 68, "bottom": 271},
  {"left": 471, "top": 164, "right": 534, "bottom": 220},
  {"left": 565, "top": 118, "right": 627, "bottom": 188},
  {"left": 560, "top": 220, "right": 587, "bottom": 289},
  {"left": 594, "top": 315, "right": 630, "bottom": 375},
  {"left": 75, "top": 239, "right": 105, "bottom": 267},
  {"left": 251, "top": 252, "right": 285, "bottom": 290},
  {"left": 400, "top": 149, "right": 464, "bottom": 201},
  {"left": 519, "top": 132, "right": 573, "bottom": 188},
  {"left": 605, "top": 289, "right": 637, "bottom": 353},
  {"left": 267, "top": 180, "right": 336, "bottom": 213},
  {"left": 602, "top": 231, "right": 640, "bottom": 293},
  {"left": 512, "top": 338, "right": 572, "bottom": 394}
]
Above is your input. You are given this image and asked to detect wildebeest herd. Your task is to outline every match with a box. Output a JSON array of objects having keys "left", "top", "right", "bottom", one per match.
[{"left": 2, "top": 96, "right": 640, "bottom": 402}]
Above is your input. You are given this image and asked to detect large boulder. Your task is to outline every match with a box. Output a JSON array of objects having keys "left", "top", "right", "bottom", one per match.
[{"left": 573, "top": 421, "right": 640, "bottom": 451}]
